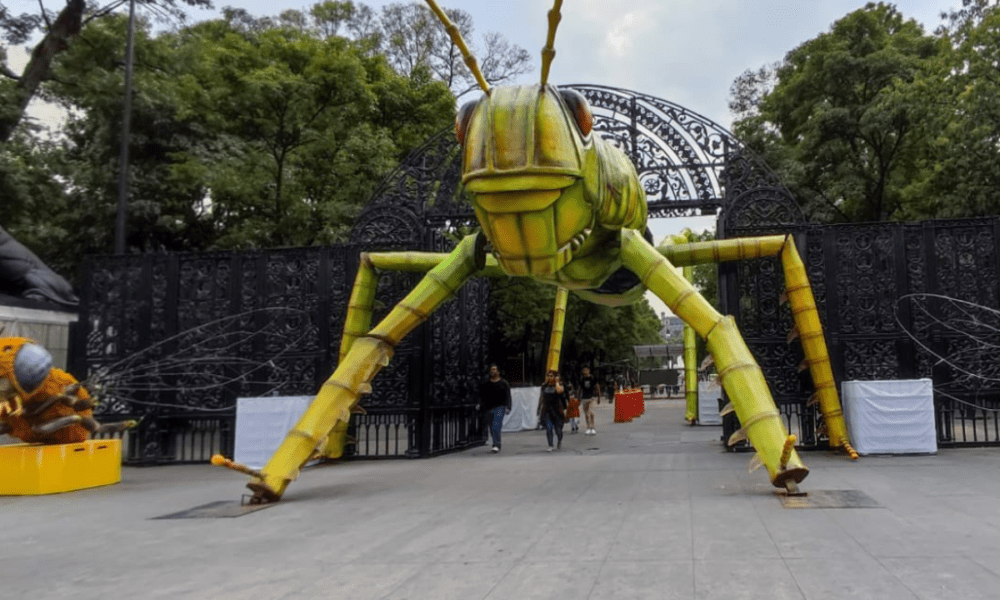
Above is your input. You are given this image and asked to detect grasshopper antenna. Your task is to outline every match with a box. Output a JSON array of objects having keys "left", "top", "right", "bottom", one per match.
[
  {"left": 423, "top": 0, "right": 491, "bottom": 95},
  {"left": 540, "top": 0, "right": 564, "bottom": 87}
]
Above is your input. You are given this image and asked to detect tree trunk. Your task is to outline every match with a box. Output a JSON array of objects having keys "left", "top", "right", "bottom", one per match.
[{"left": 0, "top": 0, "right": 86, "bottom": 143}]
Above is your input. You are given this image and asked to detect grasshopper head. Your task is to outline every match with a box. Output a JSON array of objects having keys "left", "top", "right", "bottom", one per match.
[{"left": 457, "top": 85, "right": 598, "bottom": 277}]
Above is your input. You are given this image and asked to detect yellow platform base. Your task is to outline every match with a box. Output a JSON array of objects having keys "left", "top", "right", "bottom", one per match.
[{"left": 0, "top": 439, "right": 122, "bottom": 495}]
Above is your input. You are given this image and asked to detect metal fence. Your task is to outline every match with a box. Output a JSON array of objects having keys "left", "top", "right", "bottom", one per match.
[
  {"left": 719, "top": 216, "right": 1000, "bottom": 449},
  {"left": 72, "top": 241, "right": 490, "bottom": 464}
]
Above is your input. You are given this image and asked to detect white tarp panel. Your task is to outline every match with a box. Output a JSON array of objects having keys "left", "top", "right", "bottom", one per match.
[
  {"left": 842, "top": 379, "right": 937, "bottom": 455},
  {"left": 237, "top": 387, "right": 546, "bottom": 464},
  {"left": 698, "top": 380, "right": 722, "bottom": 425},
  {"left": 235, "top": 396, "right": 313, "bottom": 469},
  {"left": 503, "top": 386, "right": 540, "bottom": 432}
]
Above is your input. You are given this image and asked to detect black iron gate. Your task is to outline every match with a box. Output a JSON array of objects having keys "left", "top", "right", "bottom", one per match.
[
  {"left": 718, "top": 196, "right": 1000, "bottom": 448},
  {"left": 71, "top": 241, "right": 489, "bottom": 464},
  {"left": 72, "top": 120, "right": 492, "bottom": 464}
]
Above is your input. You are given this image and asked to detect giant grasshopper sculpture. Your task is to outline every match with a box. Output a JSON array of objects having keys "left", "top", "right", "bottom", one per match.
[{"left": 214, "top": 0, "right": 856, "bottom": 504}]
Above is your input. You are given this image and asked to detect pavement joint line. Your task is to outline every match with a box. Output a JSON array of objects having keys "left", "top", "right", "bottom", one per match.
[{"left": 755, "top": 482, "right": 809, "bottom": 600}]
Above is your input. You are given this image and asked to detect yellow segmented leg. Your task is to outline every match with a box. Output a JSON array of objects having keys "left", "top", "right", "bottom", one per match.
[
  {"left": 327, "top": 250, "right": 508, "bottom": 461},
  {"left": 658, "top": 235, "right": 787, "bottom": 266},
  {"left": 339, "top": 255, "right": 379, "bottom": 364},
  {"left": 545, "top": 287, "right": 569, "bottom": 374},
  {"left": 660, "top": 235, "right": 855, "bottom": 458},
  {"left": 683, "top": 265, "right": 698, "bottom": 424},
  {"left": 622, "top": 229, "right": 807, "bottom": 487},
  {"left": 340, "top": 252, "right": 493, "bottom": 361},
  {"left": 668, "top": 231, "right": 699, "bottom": 424},
  {"left": 778, "top": 238, "right": 857, "bottom": 459},
  {"left": 215, "top": 235, "right": 486, "bottom": 502}
]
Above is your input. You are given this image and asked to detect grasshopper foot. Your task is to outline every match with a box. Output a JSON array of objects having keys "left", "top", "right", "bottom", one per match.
[{"left": 246, "top": 482, "right": 281, "bottom": 504}]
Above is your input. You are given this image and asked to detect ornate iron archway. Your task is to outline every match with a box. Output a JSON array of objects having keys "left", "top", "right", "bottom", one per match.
[{"left": 352, "top": 84, "right": 788, "bottom": 233}]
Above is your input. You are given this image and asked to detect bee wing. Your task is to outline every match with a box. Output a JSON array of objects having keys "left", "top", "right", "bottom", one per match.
[{"left": 83, "top": 307, "right": 316, "bottom": 413}]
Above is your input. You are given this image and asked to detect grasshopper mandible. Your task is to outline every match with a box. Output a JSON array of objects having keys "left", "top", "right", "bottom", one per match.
[{"left": 214, "top": 0, "right": 853, "bottom": 503}]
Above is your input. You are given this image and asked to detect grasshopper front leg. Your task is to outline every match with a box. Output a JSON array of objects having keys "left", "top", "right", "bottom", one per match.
[
  {"left": 215, "top": 234, "right": 488, "bottom": 503},
  {"left": 620, "top": 229, "right": 808, "bottom": 489},
  {"left": 660, "top": 235, "right": 856, "bottom": 458}
]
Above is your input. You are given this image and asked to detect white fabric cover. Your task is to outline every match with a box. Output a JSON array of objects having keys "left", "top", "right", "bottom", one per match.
[
  {"left": 503, "top": 386, "right": 540, "bottom": 432},
  {"left": 235, "top": 396, "right": 314, "bottom": 469},
  {"left": 842, "top": 379, "right": 937, "bottom": 455},
  {"left": 235, "top": 388, "right": 544, "bottom": 464},
  {"left": 697, "top": 380, "right": 722, "bottom": 425}
]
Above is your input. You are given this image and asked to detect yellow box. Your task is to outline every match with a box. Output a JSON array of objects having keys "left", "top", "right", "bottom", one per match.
[{"left": 0, "top": 439, "right": 122, "bottom": 495}]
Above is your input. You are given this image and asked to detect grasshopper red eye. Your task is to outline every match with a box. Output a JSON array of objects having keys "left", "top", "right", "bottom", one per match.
[
  {"left": 455, "top": 101, "right": 477, "bottom": 145},
  {"left": 560, "top": 89, "right": 593, "bottom": 137}
]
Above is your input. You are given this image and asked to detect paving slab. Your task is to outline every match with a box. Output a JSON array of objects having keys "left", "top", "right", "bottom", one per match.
[{"left": 2, "top": 400, "right": 999, "bottom": 600}]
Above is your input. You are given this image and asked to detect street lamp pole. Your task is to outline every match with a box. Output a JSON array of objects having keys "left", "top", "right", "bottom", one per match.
[{"left": 115, "top": 0, "right": 137, "bottom": 255}]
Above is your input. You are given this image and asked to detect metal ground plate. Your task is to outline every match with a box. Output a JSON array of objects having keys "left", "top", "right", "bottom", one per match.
[
  {"left": 152, "top": 500, "right": 277, "bottom": 519},
  {"left": 777, "top": 489, "right": 881, "bottom": 509}
]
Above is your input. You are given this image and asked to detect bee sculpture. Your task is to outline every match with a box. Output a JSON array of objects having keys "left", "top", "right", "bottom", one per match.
[
  {"left": 1, "top": 308, "right": 315, "bottom": 451},
  {"left": 214, "top": 0, "right": 856, "bottom": 504},
  {"left": 0, "top": 337, "right": 137, "bottom": 444}
]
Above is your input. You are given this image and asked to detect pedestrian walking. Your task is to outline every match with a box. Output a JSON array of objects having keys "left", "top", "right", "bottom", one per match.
[
  {"left": 479, "top": 364, "right": 511, "bottom": 453},
  {"left": 579, "top": 366, "right": 602, "bottom": 435},
  {"left": 537, "top": 369, "right": 567, "bottom": 451},
  {"left": 565, "top": 380, "right": 580, "bottom": 433}
]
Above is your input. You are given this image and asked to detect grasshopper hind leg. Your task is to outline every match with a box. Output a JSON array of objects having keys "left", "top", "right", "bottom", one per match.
[{"left": 620, "top": 229, "right": 808, "bottom": 487}]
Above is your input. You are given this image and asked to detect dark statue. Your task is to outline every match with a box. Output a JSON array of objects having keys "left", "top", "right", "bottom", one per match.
[{"left": 0, "top": 225, "right": 78, "bottom": 307}]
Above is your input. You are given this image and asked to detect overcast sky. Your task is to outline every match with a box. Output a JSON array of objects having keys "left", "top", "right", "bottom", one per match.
[{"left": 9, "top": 0, "right": 957, "bottom": 316}]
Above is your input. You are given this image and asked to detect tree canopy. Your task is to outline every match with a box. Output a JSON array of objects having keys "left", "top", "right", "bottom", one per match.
[
  {"left": 488, "top": 276, "right": 665, "bottom": 385},
  {"left": 0, "top": 0, "right": 214, "bottom": 144},
  {"left": 900, "top": 0, "right": 1000, "bottom": 218},
  {"left": 1, "top": 6, "right": 457, "bottom": 275},
  {"left": 731, "top": 2, "right": 943, "bottom": 223},
  {"left": 218, "top": 1, "right": 532, "bottom": 99}
]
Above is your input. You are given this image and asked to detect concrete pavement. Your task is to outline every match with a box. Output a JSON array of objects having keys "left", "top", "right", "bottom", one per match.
[{"left": 2, "top": 399, "right": 999, "bottom": 599}]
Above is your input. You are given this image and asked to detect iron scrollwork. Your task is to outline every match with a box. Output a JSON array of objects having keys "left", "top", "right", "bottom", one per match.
[{"left": 571, "top": 84, "right": 740, "bottom": 217}]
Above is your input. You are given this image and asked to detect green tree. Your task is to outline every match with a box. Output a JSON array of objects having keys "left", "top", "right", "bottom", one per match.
[
  {"left": 173, "top": 22, "right": 387, "bottom": 247},
  {"left": 344, "top": 2, "right": 531, "bottom": 98},
  {"left": 6, "top": 11, "right": 455, "bottom": 275},
  {"left": 0, "top": 132, "right": 71, "bottom": 266},
  {"left": 488, "top": 277, "right": 664, "bottom": 384},
  {"left": 0, "top": 0, "right": 212, "bottom": 144},
  {"left": 899, "top": 0, "right": 1000, "bottom": 218},
  {"left": 2, "top": 13, "right": 215, "bottom": 274},
  {"left": 243, "top": 2, "right": 532, "bottom": 98},
  {"left": 731, "top": 2, "right": 941, "bottom": 223}
]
